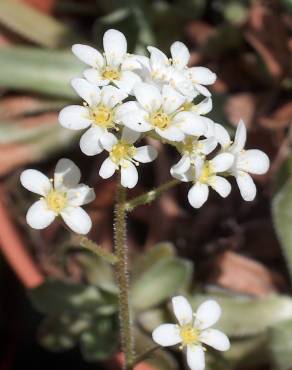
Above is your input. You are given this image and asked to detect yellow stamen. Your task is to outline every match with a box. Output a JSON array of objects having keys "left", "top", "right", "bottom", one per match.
[
  {"left": 180, "top": 325, "right": 199, "bottom": 346},
  {"left": 199, "top": 161, "right": 214, "bottom": 183},
  {"left": 90, "top": 105, "right": 114, "bottom": 128},
  {"left": 150, "top": 109, "right": 171, "bottom": 130},
  {"left": 46, "top": 190, "right": 67, "bottom": 213},
  {"left": 109, "top": 141, "right": 136, "bottom": 167},
  {"left": 102, "top": 67, "right": 120, "bottom": 81}
]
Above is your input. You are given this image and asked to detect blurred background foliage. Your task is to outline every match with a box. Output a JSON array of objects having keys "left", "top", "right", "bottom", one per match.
[{"left": 0, "top": 0, "right": 292, "bottom": 370}]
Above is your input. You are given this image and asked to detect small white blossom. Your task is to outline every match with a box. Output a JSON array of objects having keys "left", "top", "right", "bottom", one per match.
[
  {"left": 20, "top": 159, "right": 95, "bottom": 234},
  {"left": 72, "top": 29, "right": 141, "bottom": 94},
  {"left": 152, "top": 296, "right": 230, "bottom": 370},
  {"left": 99, "top": 127, "right": 158, "bottom": 188},
  {"left": 59, "top": 79, "right": 127, "bottom": 156},
  {"left": 119, "top": 82, "right": 207, "bottom": 142},
  {"left": 171, "top": 153, "right": 234, "bottom": 208},
  {"left": 215, "top": 120, "right": 270, "bottom": 201}
]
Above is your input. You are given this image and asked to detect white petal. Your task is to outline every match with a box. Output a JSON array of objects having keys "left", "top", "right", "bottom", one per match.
[
  {"left": 214, "top": 123, "right": 231, "bottom": 148},
  {"left": 67, "top": 184, "right": 95, "bottom": 206},
  {"left": 202, "top": 117, "right": 215, "bottom": 137},
  {"left": 133, "top": 145, "right": 157, "bottom": 163},
  {"left": 209, "top": 176, "right": 231, "bottom": 198},
  {"left": 122, "top": 127, "right": 140, "bottom": 144},
  {"left": 100, "top": 132, "right": 118, "bottom": 151},
  {"left": 134, "top": 82, "right": 162, "bottom": 113},
  {"left": 83, "top": 68, "right": 108, "bottom": 86},
  {"left": 189, "top": 67, "right": 216, "bottom": 85},
  {"left": 115, "top": 101, "right": 140, "bottom": 121},
  {"left": 148, "top": 46, "right": 169, "bottom": 70},
  {"left": 200, "top": 137, "right": 217, "bottom": 155},
  {"left": 194, "top": 300, "right": 221, "bottom": 330},
  {"left": 199, "top": 329, "right": 230, "bottom": 351},
  {"left": 237, "top": 149, "right": 270, "bottom": 175},
  {"left": 194, "top": 84, "right": 211, "bottom": 97},
  {"left": 71, "top": 78, "right": 101, "bottom": 106},
  {"left": 103, "top": 29, "right": 127, "bottom": 66},
  {"left": 80, "top": 127, "right": 104, "bottom": 156},
  {"left": 59, "top": 105, "right": 91, "bottom": 130},
  {"left": 230, "top": 119, "right": 246, "bottom": 153},
  {"left": 26, "top": 200, "right": 55, "bottom": 229},
  {"left": 187, "top": 345, "right": 205, "bottom": 370},
  {"left": 72, "top": 44, "right": 104, "bottom": 68},
  {"left": 196, "top": 98, "right": 212, "bottom": 115},
  {"left": 99, "top": 157, "right": 117, "bottom": 179},
  {"left": 236, "top": 171, "right": 256, "bottom": 201},
  {"left": 155, "top": 126, "right": 185, "bottom": 142},
  {"left": 170, "top": 41, "right": 190, "bottom": 69},
  {"left": 171, "top": 165, "right": 194, "bottom": 182},
  {"left": 120, "top": 110, "right": 151, "bottom": 132},
  {"left": 121, "top": 162, "right": 138, "bottom": 188},
  {"left": 152, "top": 324, "right": 181, "bottom": 347},
  {"left": 175, "top": 112, "right": 206, "bottom": 136},
  {"left": 211, "top": 153, "right": 234, "bottom": 173},
  {"left": 161, "top": 85, "right": 185, "bottom": 114},
  {"left": 20, "top": 169, "right": 51, "bottom": 196},
  {"left": 115, "top": 70, "right": 141, "bottom": 94},
  {"left": 54, "top": 158, "right": 81, "bottom": 190},
  {"left": 172, "top": 296, "right": 193, "bottom": 325},
  {"left": 188, "top": 182, "right": 209, "bottom": 208},
  {"left": 61, "top": 206, "right": 92, "bottom": 235},
  {"left": 171, "top": 155, "right": 191, "bottom": 174},
  {"left": 101, "top": 85, "right": 127, "bottom": 109}
]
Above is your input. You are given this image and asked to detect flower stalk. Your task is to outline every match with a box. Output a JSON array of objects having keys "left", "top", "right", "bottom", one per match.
[
  {"left": 77, "top": 236, "right": 118, "bottom": 264},
  {"left": 114, "top": 181, "right": 135, "bottom": 370}
]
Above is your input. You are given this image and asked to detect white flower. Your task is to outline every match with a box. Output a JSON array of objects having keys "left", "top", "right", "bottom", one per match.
[
  {"left": 59, "top": 79, "right": 127, "bottom": 156},
  {"left": 72, "top": 29, "right": 141, "bottom": 94},
  {"left": 171, "top": 136, "right": 218, "bottom": 175},
  {"left": 99, "top": 127, "right": 157, "bottom": 188},
  {"left": 119, "top": 82, "right": 207, "bottom": 142},
  {"left": 215, "top": 120, "right": 270, "bottom": 201},
  {"left": 147, "top": 42, "right": 216, "bottom": 99},
  {"left": 20, "top": 158, "right": 95, "bottom": 234},
  {"left": 171, "top": 153, "right": 234, "bottom": 208},
  {"left": 152, "top": 296, "right": 230, "bottom": 370}
]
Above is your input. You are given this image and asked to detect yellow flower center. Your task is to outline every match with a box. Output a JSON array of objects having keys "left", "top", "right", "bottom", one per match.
[
  {"left": 109, "top": 141, "right": 136, "bottom": 166},
  {"left": 46, "top": 190, "right": 67, "bottom": 213},
  {"left": 90, "top": 105, "right": 114, "bottom": 128},
  {"left": 199, "top": 161, "right": 214, "bottom": 183},
  {"left": 180, "top": 325, "right": 199, "bottom": 346},
  {"left": 102, "top": 67, "right": 121, "bottom": 81},
  {"left": 182, "top": 102, "right": 195, "bottom": 111},
  {"left": 150, "top": 110, "right": 171, "bottom": 130}
]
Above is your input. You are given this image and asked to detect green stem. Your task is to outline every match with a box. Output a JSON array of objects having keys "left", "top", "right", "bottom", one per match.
[
  {"left": 125, "top": 179, "right": 180, "bottom": 211},
  {"left": 77, "top": 236, "right": 118, "bottom": 265},
  {"left": 133, "top": 345, "right": 160, "bottom": 366},
  {"left": 114, "top": 183, "right": 135, "bottom": 370}
]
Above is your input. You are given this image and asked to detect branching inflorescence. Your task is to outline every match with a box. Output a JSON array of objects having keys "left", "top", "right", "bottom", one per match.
[{"left": 20, "top": 29, "right": 270, "bottom": 370}]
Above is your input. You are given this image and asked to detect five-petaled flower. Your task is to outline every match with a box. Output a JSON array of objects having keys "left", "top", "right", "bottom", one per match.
[
  {"left": 99, "top": 127, "right": 158, "bottom": 188},
  {"left": 152, "top": 296, "right": 230, "bottom": 370},
  {"left": 72, "top": 29, "right": 141, "bottom": 94},
  {"left": 20, "top": 158, "right": 95, "bottom": 234}
]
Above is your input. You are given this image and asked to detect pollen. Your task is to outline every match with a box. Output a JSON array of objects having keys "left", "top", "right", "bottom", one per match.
[
  {"left": 110, "top": 141, "right": 136, "bottom": 166},
  {"left": 102, "top": 67, "right": 121, "bottom": 81},
  {"left": 46, "top": 190, "right": 67, "bottom": 213},
  {"left": 150, "top": 110, "right": 171, "bottom": 130},
  {"left": 179, "top": 325, "right": 199, "bottom": 346},
  {"left": 90, "top": 105, "right": 114, "bottom": 128}
]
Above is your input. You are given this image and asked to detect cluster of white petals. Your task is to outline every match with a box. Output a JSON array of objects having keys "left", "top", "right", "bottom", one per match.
[
  {"left": 21, "top": 28, "right": 270, "bottom": 233},
  {"left": 152, "top": 296, "right": 230, "bottom": 370}
]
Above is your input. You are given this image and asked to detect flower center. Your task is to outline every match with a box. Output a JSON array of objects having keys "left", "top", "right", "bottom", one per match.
[
  {"left": 182, "top": 102, "right": 195, "bottom": 112},
  {"left": 46, "top": 190, "right": 67, "bottom": 213},
  {"left": 150, "top": 110, "right": 171, "bottom": 130},
  {"left": 102, "top": 67, "right": 120, "bottom": 81},
  {"left": 110, "top": 141, "right": 136, "bottom": 166},
  {"left": 180, "top": 325, "right": 199, "bottom": 346},
  {"left": 90, "top": 105, "right": 114, "bottom": 128},
  {"left": 199, "top": 161, "right": 214, "bottom": 183}
]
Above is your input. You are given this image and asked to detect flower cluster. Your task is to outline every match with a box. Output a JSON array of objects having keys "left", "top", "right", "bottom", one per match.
[
  {"left": 152, "top": 296, "right": 230, "bottom": 370},
  {"left": 59, "top": 28, "right": 269, "bottom": 207},
  {"left": 20, "top": 28, "right": 270, "bottom": 232}
]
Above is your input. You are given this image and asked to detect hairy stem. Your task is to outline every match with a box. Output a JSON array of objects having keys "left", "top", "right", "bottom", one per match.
[
  {"left": 77, "top": 236, "right": 118, "bottom": 265},
  {"left": 114, "top": 183, "right": 135, "bottom": 370},
  {"left": 125, "top": 179, "right": 180, "bottom": 211}
]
